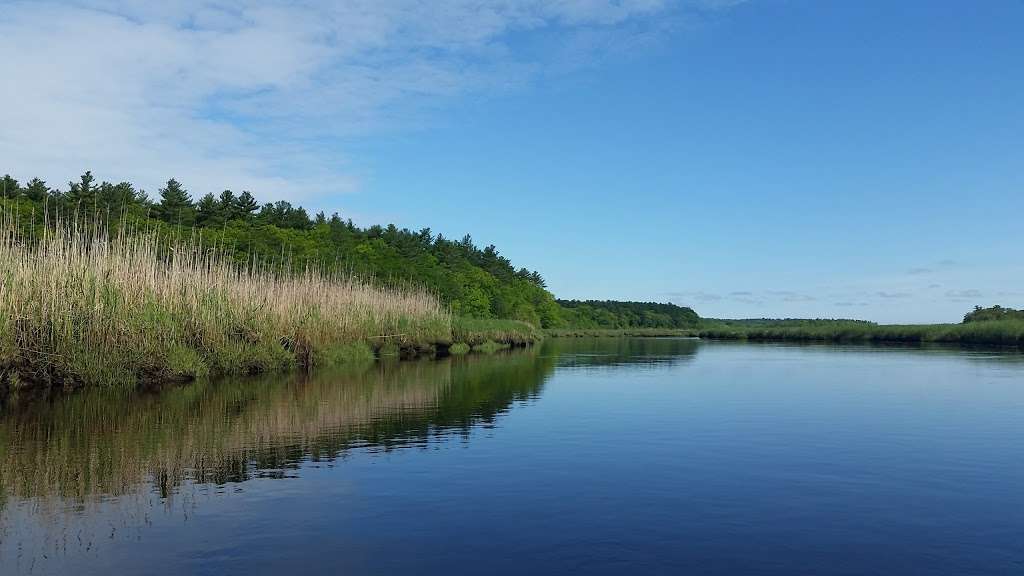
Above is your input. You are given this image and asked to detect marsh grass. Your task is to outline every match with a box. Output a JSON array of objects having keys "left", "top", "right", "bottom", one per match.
[
  {"left": 452, "top": 317, "right": 542, "bottom": 347},
  {"left": 447, "top": 342, "right": 471, "bottom": 355},
  {"left": 699, "top": 320, "right": 1024, "bottom": 346},
  {"left": 471, "top": 340, "right": 510, "bottom": 354},
  {"left": 0, "top": 210, "right": 451, "bottom": 388}
]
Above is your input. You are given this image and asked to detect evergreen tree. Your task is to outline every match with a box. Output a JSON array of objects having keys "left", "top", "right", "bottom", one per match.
[
  {"left": 236, "top": 191, "right": 259, "bottom": 219},
  {"left": 155, "top": 178, "right": 194, "bottom": 225},
  {"left": 218, "top": 190, "right": 238, "bottom": 221},
  {"left": 97, "top": 181, "right": 140, "bottom": 210},
  {"left": 66, "top": 171, "right": 96, "bottom": 207},
  {"left": 24, "top": 178, "right": 50, "bottom": 202},
  {"left": 287, "top": 207, "right": 313, "bottom": 230},
  {"left": 1, "top": 175, "right": 20, "bottom": 198},
  {"left": 195, "top": 193, "right": 221, "bottom": 226},
  {"left": 529, "top": 271, "right": 546, "bottom": 288}
]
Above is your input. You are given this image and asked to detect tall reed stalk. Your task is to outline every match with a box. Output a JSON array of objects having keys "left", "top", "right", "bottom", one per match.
[{"left": 0, "top": 209, "right": 451, "bottom": 388}]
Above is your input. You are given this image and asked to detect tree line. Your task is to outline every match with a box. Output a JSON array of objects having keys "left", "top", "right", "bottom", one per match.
[
  {"left": 557, "top": 300, "right": 700, "bottom": 329},
  {"left": 1, "top": 171, "right": 702, "bottom": 329},
  {"left": 963, "top": 305, "right": 1024, "bottom": 323}
]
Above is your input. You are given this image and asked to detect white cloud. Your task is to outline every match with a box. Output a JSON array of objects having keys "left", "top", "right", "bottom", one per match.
[{"left": 0, "top": 0, "right": 742, "bottom": 207}]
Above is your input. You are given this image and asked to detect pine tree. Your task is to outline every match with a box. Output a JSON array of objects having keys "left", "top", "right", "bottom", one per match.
[
  {"left": 218, "top": 190, "right": 238, "bottom": 221},
  {"left": 66, "top": 171, "right": 96, "bottom": 206},
  {"left": 1, "top": 175, "right": 20, "bottom": 198},
  {"left": 24, "top": 178, "right": 50, "bottom": 202},
  {"left": 155, "top": 178, "right": 194, "bottom": 225},
  {"left": 236, "top": 191, "right": 259, "bottom": 219},
  {"left": 195, "top": 193, "right": 221, "bottom": 226},
  {"left": 97, "top": 181, "right": 139, "bottom": 209}
]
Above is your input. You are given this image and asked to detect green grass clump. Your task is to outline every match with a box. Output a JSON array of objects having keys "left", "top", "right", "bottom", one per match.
[
  {"left": 313, "top": 342, "right": 376, "bottom": 367},
  {"left": 164, "top": 345, "right": 210, "bottom": 381},
  {"left": 452, "top": 317, "right": 543, "bottom": 347},
  {"left": 471, "top": 340, "right": 510, "bottom": 354},
  {"left": 448, "top": 342, "right": 471, "bottom": 355}
]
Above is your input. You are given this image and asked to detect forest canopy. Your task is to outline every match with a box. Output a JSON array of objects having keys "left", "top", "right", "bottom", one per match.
[
  {"left": 963, "top": 305, "right": 1024, "bottom": 323},
  {"left": 557, "top": 300, "right": 701, "bottom": 329},
  {"left": 0, "top": 171, "right": 694, "bottom": 330}
]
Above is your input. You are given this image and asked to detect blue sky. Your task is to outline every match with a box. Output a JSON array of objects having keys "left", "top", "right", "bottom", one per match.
[{"left": 1, "top": 0, "right": 1021, "bottom": 322}]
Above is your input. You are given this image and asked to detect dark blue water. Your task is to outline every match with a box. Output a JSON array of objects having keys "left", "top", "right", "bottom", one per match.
[{"left": 2, "top": 339, "right": 1023, "bottom": 575}]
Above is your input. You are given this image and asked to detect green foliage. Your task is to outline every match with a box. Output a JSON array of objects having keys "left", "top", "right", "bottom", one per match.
[
  {"left": 699, "top": 317, "right": 1024, "bottom": 347},
  {"left": 154, "top": 178, "right": 194, "bottom": 225},
  {"left": 452, "top": 317, "right": 543, "bottom": 347},
  {"left": 963, "top": 305, "right": 1024, "bottom": 323},
  {"left": 23, "top": 178, "right": 50, "bottom": 202},
  {"left": 314, "top": 342, "right": 376, "bottom": 367},
  {"left": 1, "top": 170, "right": 562, "bottom": 328},
  {"left": 448, "top": 342, "right": 471, "bottom": 355},
  {"left": 546, "top": 328, "right": 698, "bottom": 338},
  {"left": 165, "top": 345, "right": 210, "bottom": 381},
  {"left": 472, "top": 340, "right": 509, "bottom": 354},
  {"left": 557, "top": 300, "right": 700, "bottom": 329}
]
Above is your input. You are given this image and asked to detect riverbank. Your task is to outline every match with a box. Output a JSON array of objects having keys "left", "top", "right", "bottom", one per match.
[
  {"left": 698, "top": 320, "right": 1024, "bottom": 347},
  {"left": 0, "top": 215, "right": 541, "bottom": 392}
]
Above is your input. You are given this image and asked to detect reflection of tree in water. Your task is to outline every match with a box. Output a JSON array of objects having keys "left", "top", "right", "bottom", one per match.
[
  {"left": 541, "top": 337, "right": 701, "bottom": 369},
  {"left": 0, "top": 338, "right": 705, "bottom": 569},
  {"left": 0, "top": 350, "right": 556, "bottom": 512}
]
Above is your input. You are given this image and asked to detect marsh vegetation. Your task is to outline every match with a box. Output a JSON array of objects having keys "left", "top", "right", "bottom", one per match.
[
  {"left": 0, "top": 209, "right": 540, "bottom": 390},
  {"left": 699, "top": 315, "right": 1024, "bottom": 346}
]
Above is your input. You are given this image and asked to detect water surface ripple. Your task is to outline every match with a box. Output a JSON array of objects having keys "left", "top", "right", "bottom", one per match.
[{"left": 2, "top": 338, "right": 1022, "bottom": 575}]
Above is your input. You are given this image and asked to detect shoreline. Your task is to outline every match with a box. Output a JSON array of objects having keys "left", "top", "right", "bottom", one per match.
[
  {"left": 696, "top": 320, "right": 1024, "bottom": 348},
  {"left": 1, "top": 321, "right": 543, "bottom": 396}
]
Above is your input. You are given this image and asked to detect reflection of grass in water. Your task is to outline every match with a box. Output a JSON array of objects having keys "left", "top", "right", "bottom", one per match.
[{"left": 0, "top": 348, "right": 555, "bottom": 511}]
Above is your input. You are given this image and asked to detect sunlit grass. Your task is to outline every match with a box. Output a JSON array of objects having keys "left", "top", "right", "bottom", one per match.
[
  {"left": 698, "top": 319, "right": 1024, "bottom": 346},
  {"left": 0, "top": 210, "right": 451, "bottom": 388},
  {"left": 452, "top": 317, "right": 543, "bottom": 347}
]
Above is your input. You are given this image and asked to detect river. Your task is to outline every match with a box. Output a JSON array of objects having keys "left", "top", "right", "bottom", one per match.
[{"left": 2, "top": 338, "right": 1022, "bottom": 575}]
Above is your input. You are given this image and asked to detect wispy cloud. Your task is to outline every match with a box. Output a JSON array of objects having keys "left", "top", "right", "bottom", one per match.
[
  {"left": 906, "top": 259, "right": 958, "bottom": 276},
  {"left": 766, "top": 290, "right": 816, "bottom": 302},
  {"left": 0, "top": 0, "right": 740, "bottom": 206},
  {"left": 670, "top": 290, "right": 723, "bottom": 303},
  {"left": 946, "top": 289, "right": 983, "bottom": 300},
  {"left": 876, "top": 291, "right": 912, "bottom": 299}
]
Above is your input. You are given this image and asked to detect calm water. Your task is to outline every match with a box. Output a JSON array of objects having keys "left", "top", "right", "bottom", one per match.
[{"left": 2, "top": 339, "right": 1023, "bottom": 575}]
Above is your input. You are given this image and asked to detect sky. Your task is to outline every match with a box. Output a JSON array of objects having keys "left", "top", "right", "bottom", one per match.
[{"left": 1, "top": 0, "right": 1021, "bottom": 323}]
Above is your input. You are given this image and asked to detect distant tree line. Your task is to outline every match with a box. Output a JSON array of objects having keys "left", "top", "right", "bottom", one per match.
[
  {"left": 1, "top": 171, "right": 716, "bottom": 330},
  {"left": 963, "top": 305, "right": 1024, "bottom": 323},
  {"left": 1, "top": 171, "right": 562, "bottom": 326},
  {"left": 556, "top": 300, "right": 700, "bottom": 329}
]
